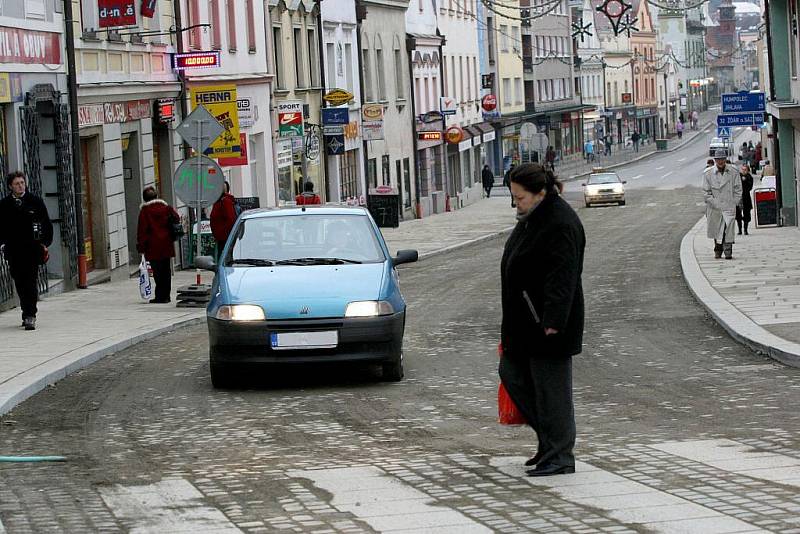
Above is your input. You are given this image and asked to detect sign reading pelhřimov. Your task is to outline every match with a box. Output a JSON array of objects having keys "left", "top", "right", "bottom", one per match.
[{"left": 190, "top": 85, "right": 241, "bottom": 159}]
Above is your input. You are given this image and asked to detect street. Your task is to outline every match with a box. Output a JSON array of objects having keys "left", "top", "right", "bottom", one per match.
[{"left": 2, "top": 132, "right": 800, "bottom": 533}]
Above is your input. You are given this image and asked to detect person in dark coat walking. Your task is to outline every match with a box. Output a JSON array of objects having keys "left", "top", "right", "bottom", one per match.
[
  {"left": 210, "top": 181, "right": 238, "bottom": 251},
  {"left": 503, "top": 164, "right": 516, "bottom": 207},
  {"left": 499, "top": 163, "right": 585, "bottom": 477},
  {"left": 481, "top": 165, "right": 494, "bottom": 198},
  {"left": 136, "top": 186, "right": 179, "bottom": 304},
  {"left": 0, "top": 171, "right": 53, "bottom": 330},
  {"left": 736, "top": 164, "right": 754, "bottom": 235}
]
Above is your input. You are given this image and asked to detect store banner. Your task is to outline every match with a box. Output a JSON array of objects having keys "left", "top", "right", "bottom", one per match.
[
  {"left": 141, "top": 0, "right": 157, "bottom": 18},
  {"left": 0, "top": 26, "right": 61, "bottom": 64},
  {"left": 219, "top": 134, "right": 248, "bottom": 167},
  {"left": 98, "top": 0, "right": 137, "bottom": 28},
  {"left": 190, "top": 84, "right": 241, "bottom": 159}
]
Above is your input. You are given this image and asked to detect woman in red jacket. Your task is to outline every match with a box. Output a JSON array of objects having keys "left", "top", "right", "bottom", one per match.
[
  {"left": 136, "top": 186, "right": 179, "bottom": 303},
  {"left": 210, "top": 181, "right": 238, "bottom": 251}
]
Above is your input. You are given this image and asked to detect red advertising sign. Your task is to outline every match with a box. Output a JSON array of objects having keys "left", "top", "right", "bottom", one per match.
[
  {"left": 0, "top": 26, "right": 61, "bottom": 65},
  {"left": 173, "top": 51, "right": 221, "bottom": 70},
  {"left": 219, "top": 134, "right": 249, "bottom": 167},
  {"left": 418, "top": 131, "right": 442, "bottom": 142},
  {"left": 98, "top": 0, "right": 137, "bottom": 29},
  {"left": 481, "top": 94, "right": 497, "bottom": 112}
]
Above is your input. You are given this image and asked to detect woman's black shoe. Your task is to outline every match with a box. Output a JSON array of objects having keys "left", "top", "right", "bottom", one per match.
[{"left": 526, "top": 463, "right": 575, "bottom": 477}]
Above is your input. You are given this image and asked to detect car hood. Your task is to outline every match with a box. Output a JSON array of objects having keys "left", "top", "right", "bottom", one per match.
[{"left": 221, "top": 263, "right": 386, "bottom": 319}]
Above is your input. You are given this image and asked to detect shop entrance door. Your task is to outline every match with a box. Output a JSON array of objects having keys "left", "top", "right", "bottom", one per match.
[{"left": 122, "top": 132, "right": 142, "bottom": 276}]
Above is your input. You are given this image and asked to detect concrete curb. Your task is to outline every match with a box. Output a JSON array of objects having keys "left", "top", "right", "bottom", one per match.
[
  {"left": 680, "top": 218, "right": 800, "bottom": 368},
  {"left": 417, "top": 226, "right": 515, "bottom": 262},
  {"left": 0, "top": 315, "right": 204, "bottom": 416}
]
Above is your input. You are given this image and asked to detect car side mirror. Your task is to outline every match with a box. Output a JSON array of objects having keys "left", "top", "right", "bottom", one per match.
[
  {"left": 195, "top": 255, "right": 217, "bottom": 271},
  {"left": 622, "top": 180, "right": 627, "bottom": 184},
  {"left": 393, "top": 249, "right": 419, "bottom": 267},
  {"left": 581, "top": 183, "right": 586, "bottom": 187}
]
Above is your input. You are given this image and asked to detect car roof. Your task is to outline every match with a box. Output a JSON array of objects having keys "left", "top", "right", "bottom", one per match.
[{"left": 240, "top": 205, "right": 371, "bottom": 220}]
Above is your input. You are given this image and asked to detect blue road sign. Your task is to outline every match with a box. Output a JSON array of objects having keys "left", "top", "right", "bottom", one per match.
[
  {"left": 721, "top": 91, "right": 765, "bottom": 113},
  {"left": 717, "top": 112, "right": 765, "bottom": 127},
  {"left": 716, "top": 126, "right": 732, "bottom": 138},
  {"left": 321, "top": 108, "right": 349, "bottom": 125}
]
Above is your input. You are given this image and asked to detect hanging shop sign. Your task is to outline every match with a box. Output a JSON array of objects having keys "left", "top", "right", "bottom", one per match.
[
  {"left": 445, "top": 126, "right": 464, "bottom": 144},
  {"left": 326, "top": 134, "right": 346, "bottom": 155},
  {"left": 420, "top": 111, "right": 443, "bottom": 124},
  {"left": 322, "top": 107, "right": 349, "bottom": 125},
  {"left": 621, "top": 92, "right": 632, "bottom": 104},
  {"left": 481, "top": 73, "right": 495, "bottom": 90},
  {"left": 98, "top": 0, "right": 137, "bottom": 29},
  {"left": 362, "top": 104, "right": 384, "bottom": 141},
  {"left": 190, "top": 84, "right": 241, "bottom": 158},
  {"left": 481, "top": 94, "right": 497, "bottom": 112},
  {"left": 277, "top": 101, "right": 305, "bottom": 138},
  {"left": 0, "top": 26, "right": 61, "bottom": 64},
  {"left": 418, "top": 131, "right": 443, "bottom": 142},
  {"left": 141, "top": 0, "right": 157, "bottom": 18},
  {"left": 78, "top": 100, "right": 153, "bottom": 127},
  {"left": 343, "top": 121, "right": 359, "bottom": 140},
  {"left": 155, "top": 98, "right": 176, "bottom": 123},
  {"left": 323, "top": 88, "right": 354, "bottom": 106},
  {"left": 237, "top": 98, "right": 254, "bottom": 128},
  {"left": 440, "top": 96, "right": 457, "bottom": 115},
  {"left": 173, "top": 51, "right": 221, "bottom": 70}
]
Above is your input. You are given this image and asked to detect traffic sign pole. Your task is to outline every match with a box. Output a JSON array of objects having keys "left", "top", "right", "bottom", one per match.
[{"left": 195, "top": 119, "right": 205, "bottom": 285}]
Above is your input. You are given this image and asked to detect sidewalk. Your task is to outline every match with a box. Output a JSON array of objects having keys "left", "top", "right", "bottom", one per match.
[
  {"left": 681, "top": 220, "right": 800, "bottom": 368},
  {"left": 0, "top": 199, "right": 516, "bottom": 416}
]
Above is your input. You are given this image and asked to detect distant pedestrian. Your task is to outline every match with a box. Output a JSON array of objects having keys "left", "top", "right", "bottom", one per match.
[
  {"left": 296, "top": 181, "right": 322, "bottom": 205},
  {"left": 584, "top": 139, "right": 594, "bottom": 162},
  {"left": 210, "top": 181, "right": 239, "bottom": 252},
  {"left": 482, "top": 165, "right": 494, "bottom": 198},
  {"left": 692, "top": 110, "right": 699, "bottom": 129},
  {"left": 545, "top": 146, "right": 556, "bottom": 170},
  {"left": 754, "top": 142, "right": 763, "bottom": 173},
  {"left": 0, "top": 171, "right": 53, "bottom": 330},
  {"left": 137, "top": 186, "right": 180, "bottom": 304},
  {"left": 737, "top": 142, "right": 747, "bottom": 161},
  {"left": 676, "top": 121, "right": 684, "bottom": 139},
  {"left": 703, "top": 149, "right": 742, "bottom": 260},
  {"left": 500, "top": 163, "right": 585, "bottom": 477},
  {"left": 736, "top": 164, "right": 754, "bottom": 235},
  {"left": 503, "top": 164, "right": 517, "bottom": 207},
  {"left": 604, "top": 134, "right": 613, "bottom": 156},
  {"left": 631, "top": 131, "right": 640, "bottom": 152}
]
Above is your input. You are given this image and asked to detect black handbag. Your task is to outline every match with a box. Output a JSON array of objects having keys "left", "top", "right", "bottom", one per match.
[{"left": 169, "top": 212, "right": 185, "bottom": 241}]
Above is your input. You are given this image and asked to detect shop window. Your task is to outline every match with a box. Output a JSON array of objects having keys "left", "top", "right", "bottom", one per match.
[
  {"left": 340, "top": 152, "right": 359, "bottom": 200},
  {"left": 273, "top": 26, "right": 285, "bottom": 89},
  {"left": 367, "top": 158, "right": 378, "bottom": 189}
]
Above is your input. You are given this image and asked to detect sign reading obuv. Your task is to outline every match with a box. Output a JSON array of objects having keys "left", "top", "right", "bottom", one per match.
[
  {"left": 717, "top": 112, "right": 765, "bottom": 127},
  {"left": 721, "top": 92, "right": 765, "bottom": 113}
]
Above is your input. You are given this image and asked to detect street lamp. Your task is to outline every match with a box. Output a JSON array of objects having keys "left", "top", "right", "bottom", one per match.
[{"left": 663, "top": 70, "right": 668, "bottom": 138}]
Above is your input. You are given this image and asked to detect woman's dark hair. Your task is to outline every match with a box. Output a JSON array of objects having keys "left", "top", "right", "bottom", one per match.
[
  {"left": 224, "top": 181, "right": 231, "bottom": 193},
  {"left": 142, "top": 186, "right": 158, "bottom": 202},
  {"left": 6, "top": 170, "right": 24, "bottom": 187},
  {"left": 509, "top": 163, "right": 562, "bottom": 195}
]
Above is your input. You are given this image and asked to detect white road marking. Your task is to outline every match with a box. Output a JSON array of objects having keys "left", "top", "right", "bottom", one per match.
[
  {"left": 632, "top": 174, "right": 643, "bottom": 180},
  {"left": 289, "top": 466, "right": 492, "bottom": 533},
  {"left": 662, "top": 171, "right": 674, "bottom": 179},
  {"left": 678, "top": 157, "right": 687, "bottom": 162},
  {"left": 646, "top": 202, "right": 658, "bottom": 207},
  {"left": 99, "top": 478, "right": 241, "bottom": 533},
  {"left": 650, "top": 439, "right": 800, "bottom": 488},
  {"left": 656, "top": 166, "right": 665, "bottom": 170},
  {"left": 490, "top": 456, "right": 759, "bottom": 534}
]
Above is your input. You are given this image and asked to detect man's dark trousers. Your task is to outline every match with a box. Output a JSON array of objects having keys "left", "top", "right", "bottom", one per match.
[
  {"left": 9, "top": 260, "right": 39, "bottom": 318},
  {"left": 499, "top": 353, "right": 576, "bottom": 468},
  {"left": 150, "top": 258, "right": 171, "bottom": 302}
]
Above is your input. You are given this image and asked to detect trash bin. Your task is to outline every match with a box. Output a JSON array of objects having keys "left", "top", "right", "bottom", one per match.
[
  {"left": 367, "top": 186, "right": 400, "bottom": 228},
  {"left": 656, "top": 139, "right": 668, "bottom": 151}
]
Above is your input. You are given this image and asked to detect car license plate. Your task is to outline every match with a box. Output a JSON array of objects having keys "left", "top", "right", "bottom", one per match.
[
  {"left": 599, "top": 188, "right": 613, "bottom": 193},
  {"left": 270, "top": 331, "right": 338, "bottom": 350}
]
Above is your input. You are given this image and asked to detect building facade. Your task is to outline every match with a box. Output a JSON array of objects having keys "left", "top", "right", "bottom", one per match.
[
  {"left": 577, "top": 0, "right": 606, "bottom": 143},
  {"left": 630, "top": 0, "right": 659, "bottom": 139}
]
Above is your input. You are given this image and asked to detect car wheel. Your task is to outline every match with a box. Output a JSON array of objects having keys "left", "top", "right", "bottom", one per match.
[
  {"left": 382, "top": 358, "right": 404, "bottom": 382},
  {"left": 210, "top": 362, "right": 237, "bottom": 389},
  {"left": 585, "top": 202, "right": 591, "bottom": 208},
  {"left": 619, "top": 200, "right": 626, "bottom": 206}
]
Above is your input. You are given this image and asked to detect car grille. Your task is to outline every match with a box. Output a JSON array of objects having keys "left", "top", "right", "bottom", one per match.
[{"left": 266, "top": 318, "right": 344, "bottom": 332}]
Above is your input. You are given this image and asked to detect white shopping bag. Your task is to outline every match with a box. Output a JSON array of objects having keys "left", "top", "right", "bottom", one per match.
[{"left": 139, "top": 256, "right": 153, "bottom": 301}]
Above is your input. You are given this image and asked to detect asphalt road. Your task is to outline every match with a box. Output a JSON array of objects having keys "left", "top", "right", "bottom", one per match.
[{"left": 1, "top": 128, "right": 799, "bottom": 533}]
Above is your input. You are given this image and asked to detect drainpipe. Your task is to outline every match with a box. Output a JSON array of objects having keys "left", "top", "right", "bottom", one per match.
[
  {"left": 316, "top": 2, "right": 329, "bottom": 201},
  {"left": 63, "top": 0, "right": 86, "bottom": 289}
]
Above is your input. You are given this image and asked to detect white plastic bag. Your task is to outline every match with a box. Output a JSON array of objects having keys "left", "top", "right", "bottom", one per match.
[{"left": 139, "top": 256, "right": 153, "bottom": 301}]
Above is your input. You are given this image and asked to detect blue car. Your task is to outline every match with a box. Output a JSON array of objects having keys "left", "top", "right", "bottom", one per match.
[{"left": 196, "top": 206, "right": 418, "bottom": 388}]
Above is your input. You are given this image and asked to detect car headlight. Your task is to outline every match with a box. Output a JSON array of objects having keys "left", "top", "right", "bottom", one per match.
[
  {"left": 345, "top": 300, "right": 395, "bottom": 317},
  {"left": 612, "top": 185, "right": 624, "bottom": 193},
  {"left": 215, "top": 304, "right": 266, "bottom": 321}
]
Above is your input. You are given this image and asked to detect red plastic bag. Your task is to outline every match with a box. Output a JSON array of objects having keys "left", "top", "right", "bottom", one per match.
[{"left": 498, "top": 343, "right": 526, "bottom": 425}]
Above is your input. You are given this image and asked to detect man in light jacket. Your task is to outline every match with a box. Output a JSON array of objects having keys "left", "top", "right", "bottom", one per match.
[{"left": 703, "top": 149, "right": 742, "bottom": 260}]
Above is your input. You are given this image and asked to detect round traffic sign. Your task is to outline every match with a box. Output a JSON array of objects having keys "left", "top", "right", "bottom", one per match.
[
  {"left": 173, "top": 156, "right": 226, "bottom": 205},
  {"left": 482, "top": 94, "right": 497, "bottom": 112}
]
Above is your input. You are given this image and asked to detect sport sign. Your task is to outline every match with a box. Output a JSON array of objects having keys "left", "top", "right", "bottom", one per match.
[
  {"left": 189, "top": 84, "right": 241, "bottom": 158},
  {"left": 277, "top": 101, "right": 304, "bottom": 137}
]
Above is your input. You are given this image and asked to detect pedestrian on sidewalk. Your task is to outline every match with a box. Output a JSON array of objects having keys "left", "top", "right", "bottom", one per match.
[
  {"left": 736, "top": 164, "right": 754, "bottom": 235},
  {"left": 482, "top": 165, "right": 494, "bottom": 198},
  {"left": 691, "top": 110, "right": 699, "bottom": 130},
  {"left": 503, "top": 164, "right": 516, "bottom": 207},
  {"left": 584, "top": 139, "right": 594, "bottom": 162},
  {"left": 545, "top": 146, "right": 556, "bottom": 170},
  {"left": 676, "top": 120, "right": 684, "bottom": 139},
  {"left": 295, "top": 181, "right": 322, "bottom": 205},
  {"left": 210, "top": 181, "right": 239, "bottom": 253},
  {"left": 604, "top": 134, "right": 612, "bottom": 156},
  {"left": 0, "top": 171, "right": 53, "bottom": 331},
  {"left": 703, "top": 149, "right": 742, "bottom": 260},
  {"left": 631, "top": 131, "right": 640, "bottom": 152},
  {"left": 499, "top": 163, "right": 585, "bottom": 478},
  {"left": 754, "top": 142, "right": 763, "bottom": 173},
  {"left": 137, "top": 186, "right": 180, "bottom": 304}
]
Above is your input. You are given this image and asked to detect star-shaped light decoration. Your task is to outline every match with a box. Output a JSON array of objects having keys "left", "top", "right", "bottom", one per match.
[
  {"left": 618, "top": 14, "right": 639, "bottom": 38},
  {"left": 595, "top": 0, "right": 632, "bottom": 37},
  {"left": 571, "top": 18, "right": 593, "bottom": 43}
]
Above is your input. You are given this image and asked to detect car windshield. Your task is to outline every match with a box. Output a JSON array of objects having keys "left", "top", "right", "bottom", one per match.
[
  {"left": 588, "top": 173, "right": 620, "bottom": 185},
  {"left": 226, "top": 213, "right": 386, "bottom": 265}
]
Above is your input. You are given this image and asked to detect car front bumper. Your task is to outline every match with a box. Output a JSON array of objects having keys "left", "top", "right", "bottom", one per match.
[
  {"left": 585, "top": 192, "right": 625, "bottom": 204},
  {"left": 208, "top": 311, "right": 405, "bottom": 364}
]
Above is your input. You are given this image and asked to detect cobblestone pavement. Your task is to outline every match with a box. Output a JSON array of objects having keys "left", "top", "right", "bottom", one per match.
[{"left": 2, "top": 180, "right": 800, "bottom": 531}]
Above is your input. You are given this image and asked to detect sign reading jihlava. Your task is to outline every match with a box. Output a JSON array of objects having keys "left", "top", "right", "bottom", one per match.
[
  {"left": 98, "top": 0, "right": 137, "bottom": 28},
  {"left": 190, "top": 84, "right": 241, "bottom": 158}
]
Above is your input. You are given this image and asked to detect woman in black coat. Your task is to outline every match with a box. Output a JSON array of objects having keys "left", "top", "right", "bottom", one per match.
[
  {"left": 736, "top": 164, "right": 754, "bottom": 235},
  {"left": 499, "top": 163, "right": 586, "bottom": 477}
]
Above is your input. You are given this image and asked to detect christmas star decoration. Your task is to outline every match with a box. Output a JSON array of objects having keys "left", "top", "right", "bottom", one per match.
[
  {"left": 571, "top": 19, "right": 593, "bottom": 42},
  {"left": 595, "top": 0, "right": 632, "bottom": 37},
  {"left": 618, "top": 14, "right": 639, "bottom": 37}
]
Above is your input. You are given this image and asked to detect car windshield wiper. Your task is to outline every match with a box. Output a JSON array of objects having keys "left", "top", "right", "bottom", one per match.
[
  {"left": 228, "top": 258, "right": 275, "bottom": 267},
  {"left": 275, "top": 257, "right": 363, "bottom": 265}
]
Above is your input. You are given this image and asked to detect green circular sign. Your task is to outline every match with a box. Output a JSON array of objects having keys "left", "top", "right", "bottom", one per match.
[{"left": 173, "top": 156, "right": 226, "bottom": 205}]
